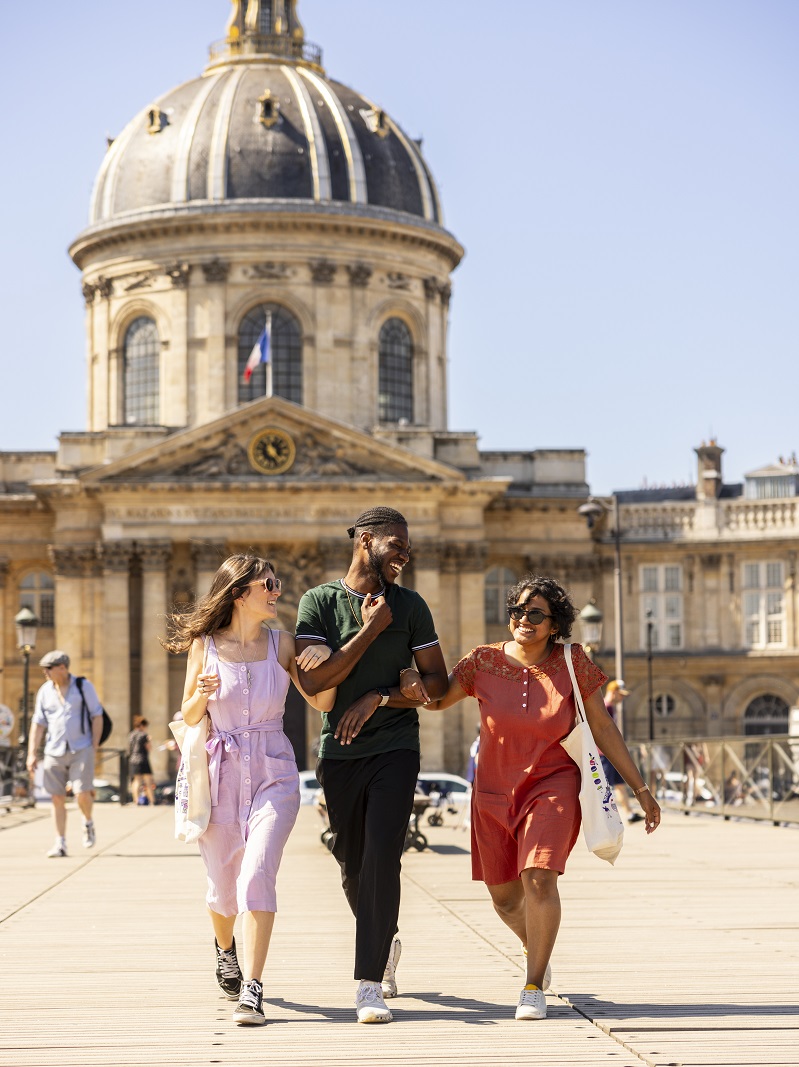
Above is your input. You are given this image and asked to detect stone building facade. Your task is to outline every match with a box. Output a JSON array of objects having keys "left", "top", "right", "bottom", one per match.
[
  {"left": 585, "top": 444, "right": 799, "bottom": 740},
  {"left": 0, "top": 3, "right": 593, "bottom": 778}
]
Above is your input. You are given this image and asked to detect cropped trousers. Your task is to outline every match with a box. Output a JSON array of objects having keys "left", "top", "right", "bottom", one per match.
[{"left": 318, "top": 749, "right": 419, "bottom": 982}]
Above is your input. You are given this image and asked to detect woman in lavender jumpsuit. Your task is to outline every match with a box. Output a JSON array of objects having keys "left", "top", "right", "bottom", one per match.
[{"left": 164, "top": 554, "right": 335, "bottom": 1025}]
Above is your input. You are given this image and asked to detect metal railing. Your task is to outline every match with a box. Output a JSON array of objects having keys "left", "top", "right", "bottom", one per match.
[
  {"left": 628, "top": 735, "right": 799, "bottom": 825},
  {"left": 207, "top": 36, "right": 323, "bottom": 66}
]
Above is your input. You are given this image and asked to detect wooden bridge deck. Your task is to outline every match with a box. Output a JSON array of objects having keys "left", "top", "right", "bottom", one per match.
[{"left": 1, "top": 802, "right": 797, "bottom": 1066}]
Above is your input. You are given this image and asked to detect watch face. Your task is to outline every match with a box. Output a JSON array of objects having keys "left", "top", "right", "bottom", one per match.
[{"left": 247, "top": 428, "right": 296, "bottom": 475}]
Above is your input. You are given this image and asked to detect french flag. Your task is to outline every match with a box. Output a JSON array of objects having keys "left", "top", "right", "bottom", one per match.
[{"left": 243, "top": 316, "right": 271, "bottom": 383}]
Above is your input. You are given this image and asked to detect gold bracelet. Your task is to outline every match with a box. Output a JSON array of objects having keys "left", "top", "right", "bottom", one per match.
[{"left": 633, "top": 785, "right": 650, "bottom": 796}]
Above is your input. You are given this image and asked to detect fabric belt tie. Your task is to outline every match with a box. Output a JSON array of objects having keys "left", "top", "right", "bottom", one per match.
[{"left": 206, "top": 721, "right": 284, "bottom": 806}]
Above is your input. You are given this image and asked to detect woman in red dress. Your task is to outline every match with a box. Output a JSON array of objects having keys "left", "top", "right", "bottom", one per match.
[{"left": 401, "top": 575, "right": 660, "bottom": 1021}]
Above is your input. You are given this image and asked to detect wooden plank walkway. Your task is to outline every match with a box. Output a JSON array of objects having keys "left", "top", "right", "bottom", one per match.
[{"left": 1, "top": 802, "right": 797, "bottom": 1067}]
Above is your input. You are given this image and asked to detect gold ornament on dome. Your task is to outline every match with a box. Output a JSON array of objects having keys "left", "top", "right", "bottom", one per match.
[{"left": 247, "top": 428, "right": 296, "bottom": 475}]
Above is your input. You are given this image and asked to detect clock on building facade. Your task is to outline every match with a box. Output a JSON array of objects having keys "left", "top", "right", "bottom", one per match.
[{"left": 247, "top": 428, "right": 296, "bottom": 475}]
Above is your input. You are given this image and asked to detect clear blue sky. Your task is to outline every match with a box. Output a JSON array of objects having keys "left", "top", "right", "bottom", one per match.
[{"left": 2, "top": 1, "right": 797, "bottom": 493}]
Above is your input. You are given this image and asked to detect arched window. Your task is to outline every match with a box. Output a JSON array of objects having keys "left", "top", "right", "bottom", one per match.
[
  {"left": 484, "top": 566, "right": 516, "bottom": 625},
  {"left": 123, "top": 317, "right": 160, "bottom": 425},
  {"left": 743, "top": 694, "right": 789, "bottom": 736},
  {"left": 238, "top": 305, "right": 302, "bottom": 405},
  {"left": 378, "top": 318, "right": 413, "bottom": 423},
  {"left": 19, "top": 572, "right": 55, "bottom": 629}
]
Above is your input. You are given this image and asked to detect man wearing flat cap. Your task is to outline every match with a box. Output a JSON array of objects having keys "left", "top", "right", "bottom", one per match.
[
  {"left": 27, "top": 650, "right": 104, "bottom": 857},
  {"left": 295, "top": 506, "right": 447, "bottom": 1023}
]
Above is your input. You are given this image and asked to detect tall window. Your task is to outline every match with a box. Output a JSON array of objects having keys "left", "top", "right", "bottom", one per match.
[
  {"left": 742, "top": 561, "right": 785, "bottom": 648},
  {"left": 378, "top": 318, "right": 413, "bottom": 423},
  {"left": 123, "top": 317, "right": 160, "bottom": 425},
  {"left": 238, "top": 305, "right": 302, "bottom": 405},
  {"left": 19, "top": 572, "right": 55, "bottom": 629},
  {"left": 485, "top": 566, "right": 516, "bottom": 625},
  {"left": 640, "top": 564, "right": 683, "bottom": 650}
]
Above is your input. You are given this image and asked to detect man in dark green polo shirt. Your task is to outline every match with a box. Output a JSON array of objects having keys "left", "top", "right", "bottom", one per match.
[{"left": 296, "top": 506, "right": 447, "bottom": 1023}]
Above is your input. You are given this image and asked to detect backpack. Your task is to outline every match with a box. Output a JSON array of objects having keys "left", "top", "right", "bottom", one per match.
[{"left": 76, "top": 676, "right": 113, "bottom": 746}]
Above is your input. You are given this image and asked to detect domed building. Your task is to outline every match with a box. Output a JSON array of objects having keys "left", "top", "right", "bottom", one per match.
[{"left": 0, "top": 2, "right": 595, "bottom": 779}]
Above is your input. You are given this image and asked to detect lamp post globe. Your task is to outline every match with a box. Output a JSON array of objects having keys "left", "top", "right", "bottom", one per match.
[
  {"left": 14, "top": 606, "right": 39, "bottom": 748},
  {"left": 578, "top": 602, "right": 603, "bottom": 656}
]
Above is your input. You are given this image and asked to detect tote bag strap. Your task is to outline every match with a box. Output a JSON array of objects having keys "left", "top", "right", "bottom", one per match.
[{"left": 563, "top": 643, "right": 588, "bottom": 726}]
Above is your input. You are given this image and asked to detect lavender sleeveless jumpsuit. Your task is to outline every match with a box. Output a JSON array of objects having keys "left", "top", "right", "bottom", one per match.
[{"left": 198, "top": 632, "right": 300, "bottom": 916}]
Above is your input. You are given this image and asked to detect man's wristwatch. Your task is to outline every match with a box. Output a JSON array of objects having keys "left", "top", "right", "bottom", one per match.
[{"left": 376, "top": 687, "right": 390, "bottom": 706}]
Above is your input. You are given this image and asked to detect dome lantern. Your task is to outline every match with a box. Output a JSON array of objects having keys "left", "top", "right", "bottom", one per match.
[{"left": 210, "top": 0, "right": 322, "bottom": 71}]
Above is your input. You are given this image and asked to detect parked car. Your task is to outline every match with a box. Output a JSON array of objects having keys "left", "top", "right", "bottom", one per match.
[
  {"left": 299, "top": 770, "right": 321, "bottom": 805},
  {"left": 416, "top": 772, "right": 471, "bottom": 805},
  {"left": 92, "top": 779, "right": 121, "bottom": 803}
]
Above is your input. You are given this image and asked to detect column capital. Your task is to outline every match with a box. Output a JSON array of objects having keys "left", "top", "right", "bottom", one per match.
[
  {"left": 48, "top": 544, "right": 99, "bottom": 578},
  {"left": 100, "top": 540, "right": 136, "bottom": 573},
  {"left": 191, "top": 541, "right": 227, "bottom": 571},
  {"left": 413, "top": 540, "right": 443, "bottom": 570},
  {"left": 442, "top": 542, "right": 488, "bottom": 574},
  {"left": 138, "top": 540, "right": 172, "bottom": 571}
]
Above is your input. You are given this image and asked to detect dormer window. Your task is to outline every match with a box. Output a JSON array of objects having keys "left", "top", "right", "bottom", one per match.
[
  {"left": 257, "top": 91, "right": 280, "bottom": 129},
  {"left": 147, "top": 106, "right": 166, "bottom": 134},
  {"left": 361, "top": 107, "right": 390, "bottom": 139}
]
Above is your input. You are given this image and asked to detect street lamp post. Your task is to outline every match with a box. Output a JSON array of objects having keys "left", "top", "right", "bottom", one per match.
[
  {"left": 578, "top": 601, "right": 603, "bottom": 660},
  {"left": 14, "top": 607, "right": 39, "bottom": 749},
  {"left": 578, "top": 494, "right": 625, "bottom": 734}
]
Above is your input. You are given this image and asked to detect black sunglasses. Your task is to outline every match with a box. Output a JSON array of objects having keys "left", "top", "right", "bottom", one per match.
[{"left": 508, "top": 606, "right": 553, "bottom": 624}]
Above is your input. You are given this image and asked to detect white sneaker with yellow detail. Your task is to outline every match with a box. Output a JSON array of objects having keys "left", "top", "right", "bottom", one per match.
[{"left": 516, "top": 985, "right": 547, "bottom": 1020}]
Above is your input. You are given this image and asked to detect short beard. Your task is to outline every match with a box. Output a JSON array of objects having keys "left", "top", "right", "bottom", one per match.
[{"left": 366, "top": 544, "right": 386, "bottom": 587}]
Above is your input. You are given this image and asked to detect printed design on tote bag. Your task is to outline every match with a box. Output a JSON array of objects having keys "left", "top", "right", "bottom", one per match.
[{"left": 588, "top": 752, "right": 619, "bottom": 814}]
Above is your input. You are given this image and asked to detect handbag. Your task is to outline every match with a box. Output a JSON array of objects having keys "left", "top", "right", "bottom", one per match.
[
  {"left": 560, "top": 644, "right": 624, "bottom": 865},
  {"left": 168, "top": 636, "right": 212, "bottom": 844}
]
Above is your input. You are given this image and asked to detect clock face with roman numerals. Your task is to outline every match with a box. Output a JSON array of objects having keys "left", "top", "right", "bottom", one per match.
[{"left": 247, "top": 428, "right": 296, "bottom": 475}]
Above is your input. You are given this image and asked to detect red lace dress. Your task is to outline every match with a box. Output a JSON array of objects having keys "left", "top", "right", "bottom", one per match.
[{"left": 453, "top": 642, "right": 606, "bottom": 881}]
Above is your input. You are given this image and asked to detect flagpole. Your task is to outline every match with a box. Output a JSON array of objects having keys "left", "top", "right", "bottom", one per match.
[{"left": 265, "top": 310, "right": 273, "bottom": 398}]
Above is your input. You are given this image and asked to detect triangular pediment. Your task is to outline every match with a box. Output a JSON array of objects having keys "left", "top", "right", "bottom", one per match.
[{"left": 80, "top": 398, "right": 466, "bottom": 486}]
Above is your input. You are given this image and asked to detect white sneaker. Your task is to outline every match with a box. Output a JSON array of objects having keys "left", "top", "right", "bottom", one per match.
[
  {"left": 515, "top": 985, "right": 547, "bottom": 1020},
  {"left": 355, "top": 980, "right": 393, "bottom": 1023},
  {"left": 521, "top": 943, "right": 552, "bottom": 990},
  {"left": 381, "top": 936, "right": 402, "bottom": 998},
  {"left": 46, "top": 841, "right": 67, "bottom": 858},
  {"left": 82, "top": 821, "right": 96, "bottom": 849}
]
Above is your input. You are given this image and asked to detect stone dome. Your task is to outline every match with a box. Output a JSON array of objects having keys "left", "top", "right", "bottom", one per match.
[{"left": 89, "top": 4, "right": 442, "bottom": 229}]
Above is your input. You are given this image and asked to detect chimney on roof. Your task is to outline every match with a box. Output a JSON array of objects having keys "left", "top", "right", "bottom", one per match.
[{"left": 695, "top": 440, "right": 724, "bottom": 500}]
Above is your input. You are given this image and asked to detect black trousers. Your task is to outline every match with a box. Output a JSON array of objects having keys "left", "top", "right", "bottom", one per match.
[{"left": 318, "top": 749, "right": 420, "bottom": 981}]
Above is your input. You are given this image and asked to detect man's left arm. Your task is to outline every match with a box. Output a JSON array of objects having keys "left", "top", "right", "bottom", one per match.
[{"left": 334, "top": 644, "right": 448, "bottom": 745}]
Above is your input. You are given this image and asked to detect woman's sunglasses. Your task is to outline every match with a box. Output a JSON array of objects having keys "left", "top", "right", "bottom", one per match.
[
  {"left": 248, "top": 577, "right": 282, "bottom": 593},
  {"left": 508, "top": 606, "right": 552, "bottom": 624}
]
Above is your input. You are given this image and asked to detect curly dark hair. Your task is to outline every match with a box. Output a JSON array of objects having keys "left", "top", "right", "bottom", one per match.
[{"left": 505, "top": 574, "right": 577, "bottom": 641}]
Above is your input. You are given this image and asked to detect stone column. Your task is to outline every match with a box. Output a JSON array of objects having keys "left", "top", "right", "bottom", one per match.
[
  {"left": 191, "top": 541, "right": 227, "bottom": 598},
  {"left": 443, "top": 542, "right": 488, "bottom": 774},
  {"left": 319, "top": 539, "right": 350, "bottom": 584},
  {"left": 49, "top": 546, "right": 99, "bottom": 671},
  {"left": 99, "top": 541, "right": 135, "bottom": 746},
  {"left": 139, "top": 541, "right": 172, "bottom": 779},
  {"left": 413, "top": 541, "right": 444, "bottom": 770}
]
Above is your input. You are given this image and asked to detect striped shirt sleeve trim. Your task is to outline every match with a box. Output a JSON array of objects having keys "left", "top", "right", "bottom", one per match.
[
  {"left": 410, "top": 639, "right": 440, "bottom": 652},
  {"left": 295, "top": 634, "right": 327, "bottom": 642}
]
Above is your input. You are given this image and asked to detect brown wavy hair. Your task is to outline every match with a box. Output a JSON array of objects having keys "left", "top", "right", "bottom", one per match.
[{"left": 161, "top": 554, "right": 275, "bottom": 654}]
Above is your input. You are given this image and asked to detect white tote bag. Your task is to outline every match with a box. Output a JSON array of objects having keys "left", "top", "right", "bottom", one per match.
[
  {"left": 169, "top": 716, "right": 211, "bottom": 844},
  {"left": 560, "top": 644, "right": 624, "bottom": 865}
]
